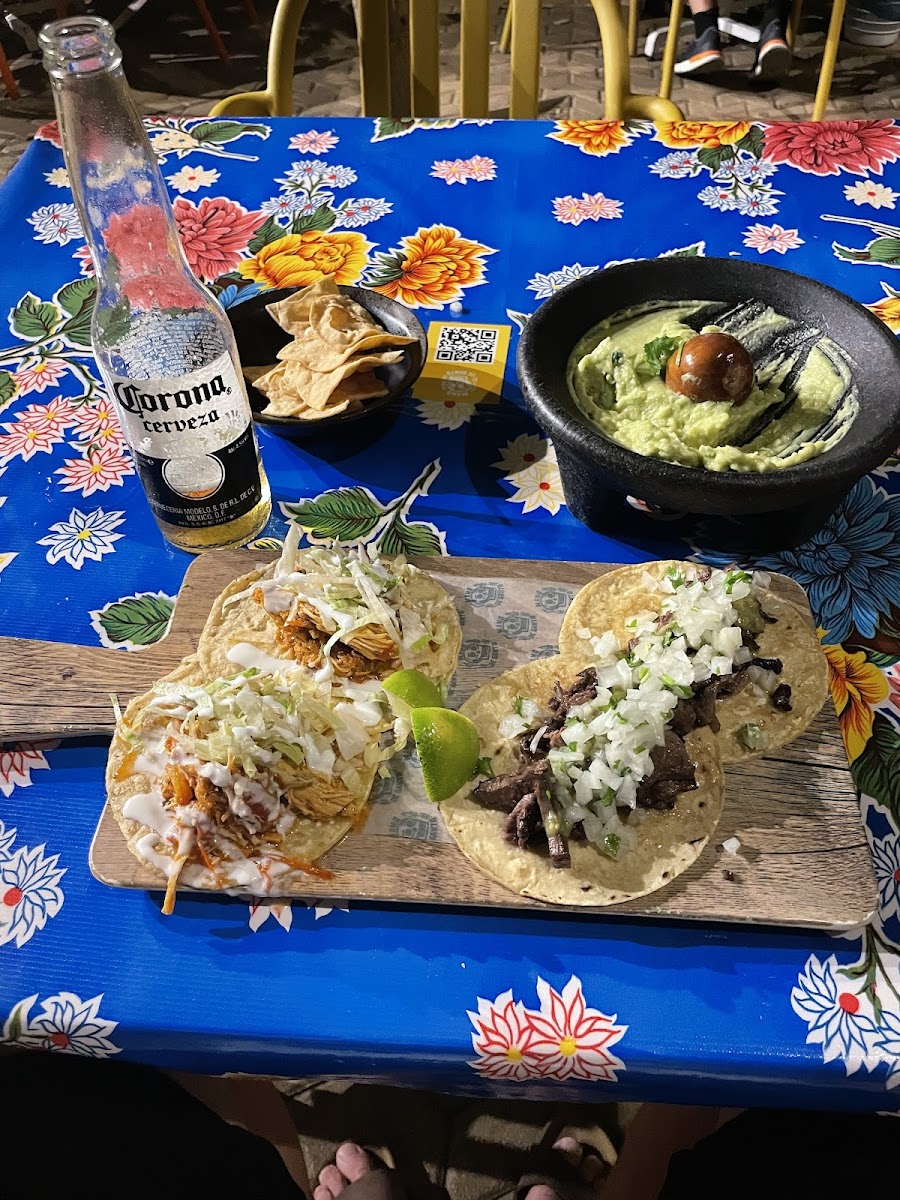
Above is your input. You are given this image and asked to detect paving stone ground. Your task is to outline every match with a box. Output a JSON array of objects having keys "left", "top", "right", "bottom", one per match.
[{"left": 1, "top": 0, "right": 900, "bottom": 183}]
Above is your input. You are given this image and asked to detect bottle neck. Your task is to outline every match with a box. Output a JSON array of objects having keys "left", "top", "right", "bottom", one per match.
[{"left": 41, "top": 18, "right": 192, "bottom": 290}]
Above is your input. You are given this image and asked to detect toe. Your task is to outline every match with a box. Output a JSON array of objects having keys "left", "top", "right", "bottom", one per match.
[
  {"left": 314, "top": 1187, "right": 335, "bottom": 1200},
  {"left": 552, "top": 1136, "right": 582, "bottom": 1169},
  {"left": 318, "top": 1165, "right": 348, "bottom": 1197},
  {"left": 579, "top": 1155, "right": 607, "bottom": 1186},
  {"left": 335, "top": 1142, "right": 374, "bottom": 1184},
  {"left": 524, "top": 1186, "right": 560, "bottom": 1200}
]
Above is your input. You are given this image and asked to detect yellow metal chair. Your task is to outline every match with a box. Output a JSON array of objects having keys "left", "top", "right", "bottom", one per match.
[
  {"left": 655, "top": 0, "right": 846, "bottom": 120},
  {"left": 213, "top": 0, "right": 682, "bottom": 121}
]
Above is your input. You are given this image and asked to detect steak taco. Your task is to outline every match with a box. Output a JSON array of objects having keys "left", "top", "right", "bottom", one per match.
[
  {"left": 107, "top": 659, "right": 395, "bottom": 913},
  {"left": 558, "top": 561, "right": 828, "bottom": 764},
  {"left": 198, "top": 525, "right": 461, "bottom": 689},
  {"left": 441, "top": 654, "right": 724, "bottom": 907}
]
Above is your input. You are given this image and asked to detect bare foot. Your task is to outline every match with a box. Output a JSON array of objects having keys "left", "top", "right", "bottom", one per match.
[
  {"left": 524, "top": 1135, "right": 610, "bottom": 1200},
  {"left": 315, "top": 1143, "right": 376, "bottom": 1200}
]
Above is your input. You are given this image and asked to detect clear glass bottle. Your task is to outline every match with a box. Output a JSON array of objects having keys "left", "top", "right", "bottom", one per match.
[{"left": 40, "top": 16, "right": 271, "bottom": 553}]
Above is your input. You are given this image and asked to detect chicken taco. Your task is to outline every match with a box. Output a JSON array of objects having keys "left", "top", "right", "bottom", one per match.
[
  {"left": 197, "top": 526, "right": 461, "bottom": 690},
  {"left": 441, "top": 654, "right": 724, "bottom": 907},
  {"left": 107, "top": 658, "right": 395, "bottom": 913},
  {"left": 557, "top": 561, "right": 828, "bottom": 764}
]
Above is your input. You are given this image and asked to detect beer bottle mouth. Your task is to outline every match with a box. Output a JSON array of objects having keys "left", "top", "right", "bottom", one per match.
[{"left": 40, "top": 16, "right": 121, "bottom": 78}]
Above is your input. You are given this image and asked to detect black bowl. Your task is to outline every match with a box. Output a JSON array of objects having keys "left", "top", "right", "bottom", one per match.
[
  {"left": 228, "top": 285, "right": 426, "bottom": 440},
  {"left": 517, "top": 258, "right": 900, "bottom": 538}
]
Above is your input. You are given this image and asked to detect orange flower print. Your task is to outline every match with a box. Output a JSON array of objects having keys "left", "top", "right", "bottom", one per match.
[
  {"left": 366, "top": 224, "right": 496, "bottom": 309},
  {"left": 821, "top": 635, "right": 888, "bottom": 761},
  {"left": 548, "top": 120, "right": 635, "bottom": 157},
  {"left": 238, "top": 230, "right": 372, "bottom": 290},
  {"left": 865, "top": 283, "right": 900, "bottom": 332},
  {"left": 656, "top": 121, "right": 753, "bottom": 150}
]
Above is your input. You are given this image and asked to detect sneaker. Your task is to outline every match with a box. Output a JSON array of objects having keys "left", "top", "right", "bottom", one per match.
[
  {"left": 674, "top": 25, "right": 724, "bottom": 76},
  {"left": 752, "top": 18, "right": 791, "bottom": 79}
]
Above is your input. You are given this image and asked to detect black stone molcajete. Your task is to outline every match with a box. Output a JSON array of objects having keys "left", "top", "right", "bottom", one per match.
[{"left": 517, "top": 258, "right": 900, "bottom": 552}]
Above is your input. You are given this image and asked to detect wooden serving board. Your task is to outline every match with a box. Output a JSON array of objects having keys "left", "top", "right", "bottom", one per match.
[{"left": 0, "top": 550, "right": 873, "bottom": 928}]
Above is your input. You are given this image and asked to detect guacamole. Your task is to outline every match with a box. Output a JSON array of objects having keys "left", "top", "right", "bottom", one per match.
[{"left": 567, "top": 301, "right": 858, "bottom": 472}]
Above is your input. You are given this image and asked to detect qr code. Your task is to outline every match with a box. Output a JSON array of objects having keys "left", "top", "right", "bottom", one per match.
[{"left": 435, "top": 326, "right": 499, "bottom": 364}]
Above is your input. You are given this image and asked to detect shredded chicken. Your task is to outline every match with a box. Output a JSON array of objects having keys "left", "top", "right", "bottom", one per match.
[{"left": 265, "top": 604, "right": 401, "bottom": 680}]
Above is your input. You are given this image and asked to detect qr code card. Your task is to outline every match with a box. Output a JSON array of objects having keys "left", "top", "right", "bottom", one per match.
[{"left": 412, "top": 322, "right": 511, "bottom": 406}]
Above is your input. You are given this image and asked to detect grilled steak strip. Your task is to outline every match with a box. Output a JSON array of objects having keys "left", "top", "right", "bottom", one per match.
[{"left": 472, "top": 760, "right": 550, "bottom": 812}]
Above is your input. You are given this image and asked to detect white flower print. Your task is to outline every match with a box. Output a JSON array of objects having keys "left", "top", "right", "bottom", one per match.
[
  {"left": 735, "top": 158, "right": 777, "bottom": 183},
  {"left": 507, "top": 461, "right": 566, "bottom": 515},
  {"left": 791, "top": 953, "right": 880, "bottom": 1075},
  {"left": 37, "top": 506, "right": 125, "bottom": 569},
  {"left": 878, "top": 1011, "right": 900, "bottom": 1089},
  {"left": 493, "top": 433, "right": 556, "bottom": 477},
  {"left": 494, "top": 434, "right": 565, "bottom": 512},
  {"left": 249, "top": 902, "right": 292, "bottom": 932},
  {"left": 319, "top": 163, "right": 357, "bottom": 189},
  {"left": 650, "top": 151, "right": 701, "bottom": 179},
  {"left": 28, "top": 203, "right": 83, "bottom": 245},
  {"left": 0, "top": 744, "right": 51, "bottom": 797},
  {"left": 734, "top": 190, "right": 782, "bottom": 217},
  {"left": 4, "top": 992, "right": 121, "bottom": 1057},
  {"left": 698, "top": 185, "right": 739, "bottom": 212},
  {"left": 0, "top": 843, "right": 66, "bottom": 949},
  {"left": 334, "top": 198, "right": 393, "bottom": 228},
  {"left": 306, "top": 900, "right": 349, "bottom": 920},
  {"left": 44, "top": 167, "right": 70, "bottom": 188},
  {"left": 0, "top": 821, "right": 15, "bottom": 859},
  {"left": 259, "top": 194, "right": 309, "bottom": 219},
  {"left": 468, "top": 989, "right": 539, "bottom": 1080},
  {"left": 844, "top": 180, "right": 898, "bottom": 210},
  {"left": 167, "top": 164, "right": 220, "bottom": 194},
  {"left": 527, "top": 263, "right": 598, "bottom": 300},
  {"left": 416, "top": 399, "right": 475, "bottom": 430},
  {"left": 283, "top": 158, "right": 330, "bottom": 182},
  {"left": 872, "top": 831, "right": 900, "bottom": 923}
]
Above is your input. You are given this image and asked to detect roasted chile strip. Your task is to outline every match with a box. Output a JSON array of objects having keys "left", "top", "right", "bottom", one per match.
[
  {"left": 751, "top": 656, "right": 783, "bottom": 673},
  {"left": 772, "top": 683, "right": 793, "bottom": 711},
  {"left": 535, "top": 785, "right": 570, "bottom": 868}
]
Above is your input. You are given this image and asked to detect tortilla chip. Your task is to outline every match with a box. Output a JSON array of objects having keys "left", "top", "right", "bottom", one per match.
[
  {"left": 309, "top": 293, "right": 381, "bottom": 346},
  {"left": 266, "top": 278, "right": 339, "bottom": 335},
  {"left": 252, "top": 361, "right": 287, "bottom": 397},
  {"left": 278, "top": 327, "right": 415, "bottom": 372},
  {"left": 336, "top": 370, "right": 389, "bottom": 402},
  {"left": 441, "top": 655, "right": 724, "bottom": 907},
  {"left": 558, "top": 561, "right": 829, "bottom": 764},
  {"left": 282, "top": 352, "right": 401, "bottom": 411}
]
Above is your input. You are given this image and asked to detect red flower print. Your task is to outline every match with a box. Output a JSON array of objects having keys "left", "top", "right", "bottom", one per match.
[
  {"left": 14, "top": 398, "right": 76, "bottom": 434},
  {"left": 13, "top": 359, "right": 69, "bottom": 396},
  {"left": 73, "top": 245, "right": 95, "bottom": 277},
  {"left": 468, "top": 989, "right": 541, "bottom": 1080},
  {"left": 35, "top": 120, "right": 62, "bottom": 147},
  {"left": 173, "top": 196, "right": 263, "bottom": 282},
  {"left": 763, "top": 120, "right": 900, "bottom": 177},
  {"left": 0, "top": 422, "right": 66, "bottom": 465},
  {"left": 0, "top": 744, "right": 50, "bottom": 797},
  {"left": 69, "top": 397, "right": 124, "bottom": 448},
  {"left": 468, "top": 976, "right": 627, "bottom": 1083},
  {"left": 55, "top": 444, "right": 133, "bottom": 495},
  {"left": 522, "top": 977, "right": 627, "bottom": 1082}
]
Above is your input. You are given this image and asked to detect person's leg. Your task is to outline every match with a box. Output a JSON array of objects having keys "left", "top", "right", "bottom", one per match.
[
  {"left": 674, "top": 0, "right": 723, "bottom": 77},
  {"left": 752, "top": 0, "right": 792, "bottom": 78}
]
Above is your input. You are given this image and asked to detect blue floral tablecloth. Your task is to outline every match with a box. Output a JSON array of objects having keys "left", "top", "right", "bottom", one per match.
[{"left": 2, "top": 115, "right": 900, "bottom": 1107}]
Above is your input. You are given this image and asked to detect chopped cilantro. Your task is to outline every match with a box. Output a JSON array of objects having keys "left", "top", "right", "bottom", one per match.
[
  {"left": 603, "top": 832, "right": 621, "bottom": 858},
  {"left": 643, "top": 335, "right": 681, "bottom": 375},
  {"left": 514, "top": 695, "right": 525, "bottom": 717},
  {"left": 474, "top": 756, "right": 495, "bottom": 779}
]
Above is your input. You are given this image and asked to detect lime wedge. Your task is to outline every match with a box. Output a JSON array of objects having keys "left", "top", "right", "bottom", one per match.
[
  {"left": 411, "top": 707, "right": 480, "bottom": 803},
  {"left": 382, "top": 668, "right": 444, "bottom": 715}
]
